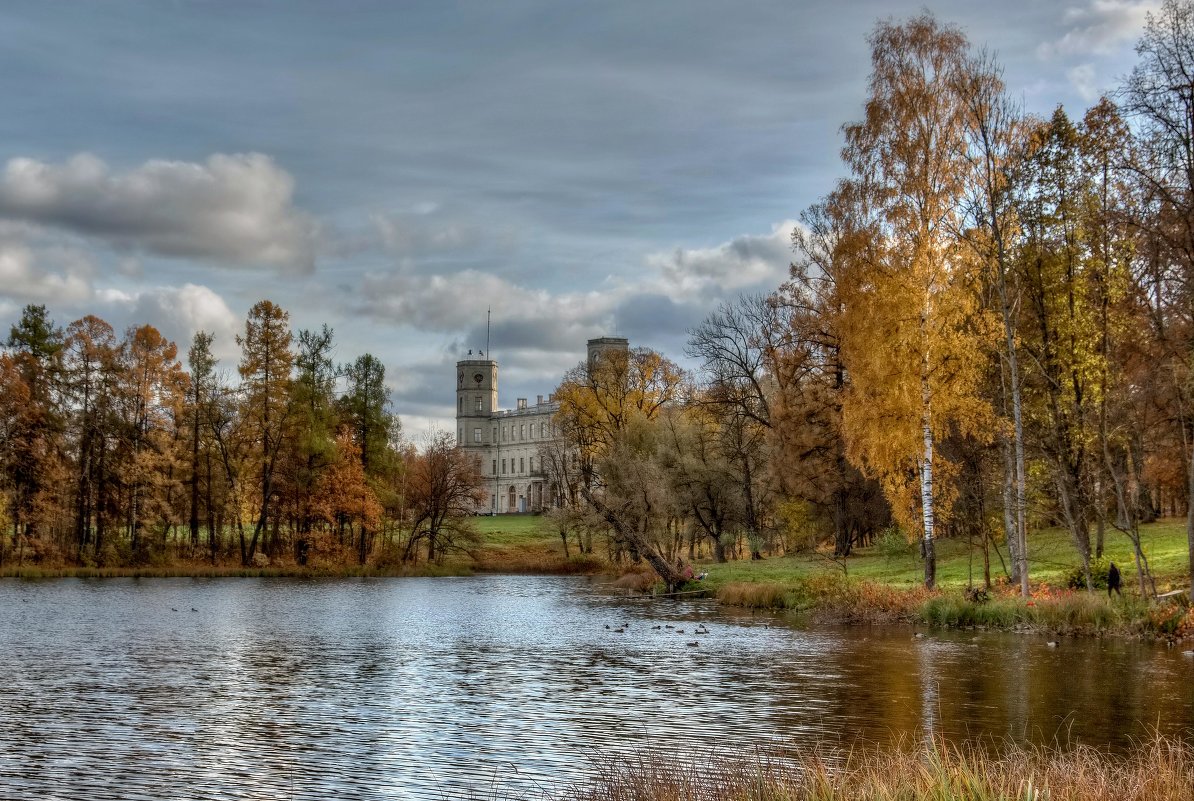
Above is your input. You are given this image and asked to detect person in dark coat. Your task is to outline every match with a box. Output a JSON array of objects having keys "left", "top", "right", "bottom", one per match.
[{"left": 1107, "top": 561, "right": 1122, "bottom": 598}]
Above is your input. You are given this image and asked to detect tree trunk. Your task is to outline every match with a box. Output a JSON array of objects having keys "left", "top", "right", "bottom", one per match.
[
  {"left": 586, "top": 489, "right": 685, "bottom": 591},
  {"left": 920, "top": 380, "right": 936, "bottom": 590},
  {"left": 711, "top": 535, "right": 727, "bottom": 563}
]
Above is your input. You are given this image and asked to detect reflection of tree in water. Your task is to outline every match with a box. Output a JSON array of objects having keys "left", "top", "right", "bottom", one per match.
[{"left": 740, "top": 626, "right": 1194, "bottom": 752}]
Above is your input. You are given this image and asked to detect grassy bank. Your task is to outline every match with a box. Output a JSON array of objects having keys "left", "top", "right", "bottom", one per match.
[
  {"left": 712, "top": 573, "right": 1194, "bottom": 640},
  {"left": 696, "top": 519, "right": 1194, "bottom": 640},
  {"left": 702, "top": 519, "right": 1192, "bottom": 592},
  {"left": 566, "top": 733, "right": 1194, "bottom": 801},
  {"left": 469, "top": 514, "right": 603, "bottom": 574},
  {"left": 0, "top": 562, "right": 475, "bottom": 579},
  {"left": 0, "top": 514, "right": 599, "bottom": 579}
]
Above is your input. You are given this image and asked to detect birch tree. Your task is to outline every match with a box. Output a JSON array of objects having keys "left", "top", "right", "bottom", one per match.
[{"left": 834, "top": 15, "right": 994, "bottom": 588}]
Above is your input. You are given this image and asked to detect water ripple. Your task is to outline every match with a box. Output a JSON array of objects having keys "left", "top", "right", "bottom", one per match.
[{"left": 1, "top": 575, "right": 1191, "bottom": 800}]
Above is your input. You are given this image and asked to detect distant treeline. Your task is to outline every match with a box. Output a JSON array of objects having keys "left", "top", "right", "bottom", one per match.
[{"left": 0, "top": 300, "right": 484, "bottom": 570}]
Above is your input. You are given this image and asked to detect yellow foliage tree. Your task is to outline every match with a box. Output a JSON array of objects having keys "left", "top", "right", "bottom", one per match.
[{"left": 832, "top": 14, "right": 995, "bottom": 587}]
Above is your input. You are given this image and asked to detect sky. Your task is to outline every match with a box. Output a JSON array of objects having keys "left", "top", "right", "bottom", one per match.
[{"left": 0, "top": 0, "right": 1160, "bottom": 438}]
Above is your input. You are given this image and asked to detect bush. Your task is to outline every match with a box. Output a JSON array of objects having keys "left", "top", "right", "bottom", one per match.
[
  {"left": 1145, "top": 600, "right": 1194, "bottom": 639},
  {"left": 876, "top": 526, "right": 913, "bottom": 560},
  {"left": 1065, "top": 556, "right": 1110, "bottom": 590}
]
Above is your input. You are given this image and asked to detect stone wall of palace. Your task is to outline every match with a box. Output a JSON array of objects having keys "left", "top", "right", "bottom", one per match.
[{"left": 454, "top": 337, "right": 627, "bottom": 513}]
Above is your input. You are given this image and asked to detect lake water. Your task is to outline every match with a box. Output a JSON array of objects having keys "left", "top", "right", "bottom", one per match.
[{"left": 1, "top": 575, "right": 1191, "bottom": 800}]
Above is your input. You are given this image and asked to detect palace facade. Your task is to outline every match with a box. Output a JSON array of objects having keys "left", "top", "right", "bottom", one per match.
[{"left": 455, "top": 336, "right": 628, "bottom": 513}]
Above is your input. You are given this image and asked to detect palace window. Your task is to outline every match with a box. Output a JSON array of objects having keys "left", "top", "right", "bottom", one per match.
[
  {"left": 473, "top": 428, "right": 481, "bottom": 443},
  {"left": 520, "top": 457, "right": 525, "bottom": 473},
  {"left": 529, "top": 456, "right": 535, "bottom": 472},
  {"left": 520, "top": 424, "right": 525, "bottom": 440},
  {"left": 502, "top": 459, "right": 507, "bottom": 474},
  {"left": 475, "top": 396, "right": 482, "bottom": 412},
  {"left": 492, "top": 460, "right": 497, "bottom": 475},
  {"left": 540, "top": 422, "right": 547, "bottom": 438}
]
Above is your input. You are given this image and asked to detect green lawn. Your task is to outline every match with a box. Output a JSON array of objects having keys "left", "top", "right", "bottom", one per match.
[
  {"left": 473, "top": 513, "right": 557, "bottom": 546},
  {"left": 467, "top": 513, "right": 592, "bottom": 571},
  {"left": 468, "top": 514, "right": 1190, "bottom": 593},
  {"left": 700, "top": 518, "right": 1192, "bottom": 594}
]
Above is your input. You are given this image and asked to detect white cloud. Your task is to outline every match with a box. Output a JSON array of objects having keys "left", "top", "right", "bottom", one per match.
[
  {"left": 0, "top": 153, "right": 320, "bottom": 272},
  {"left": 112, "top": 283, "right": 241, "bottom": 361},
  {"left": 1038, "top": 0, "right": 1158, "bottom": 59},
  {"left": 644, "top": 220, "right": 795, "bottom": 301}
]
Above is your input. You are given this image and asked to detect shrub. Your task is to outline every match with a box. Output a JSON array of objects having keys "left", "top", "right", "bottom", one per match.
[
  {"left": 1065, "top": 556, "right": 1110, "bottom": 590},
  {"left": 1145, "top": 600, "right": 1194, "bottom": 639},
  {"left": 876, "top": 526, "right": 913, "bottom": 560}
]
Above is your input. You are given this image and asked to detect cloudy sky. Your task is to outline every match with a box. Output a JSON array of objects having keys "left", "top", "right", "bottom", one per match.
[{"left": 0, "top": 0, "right": 1158, "bottom": 436}]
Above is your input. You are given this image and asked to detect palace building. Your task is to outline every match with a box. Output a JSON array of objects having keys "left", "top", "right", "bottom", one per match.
[{"left": 455, "top": 336, "right": 628, "bottom": 513}]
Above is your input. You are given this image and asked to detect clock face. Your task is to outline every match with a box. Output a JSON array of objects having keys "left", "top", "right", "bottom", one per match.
[{"left": 473, "top": 373, "right": 484, "bottom": 384}]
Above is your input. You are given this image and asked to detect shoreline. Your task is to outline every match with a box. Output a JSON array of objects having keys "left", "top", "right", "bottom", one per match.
[{"left": 4, "top": 562, "right": 1191, "bottom": 645}]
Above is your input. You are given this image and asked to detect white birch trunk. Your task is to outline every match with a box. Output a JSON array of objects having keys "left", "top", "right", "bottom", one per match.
[{"left": 920, "top": 369, "right": 936, "bottom": 589}]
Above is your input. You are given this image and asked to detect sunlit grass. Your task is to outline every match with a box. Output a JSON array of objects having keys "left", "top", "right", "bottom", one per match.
[{"left": 702, "top": 518, "right": 1191, "bottom": 593}]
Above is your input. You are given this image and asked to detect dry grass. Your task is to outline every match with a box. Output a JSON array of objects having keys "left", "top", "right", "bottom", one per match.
[
  {"left": 713, "top": 575, "right": 1194, "bottom": 640},
  {"left": 566, "top": 732, "right": 1194, "bottom": 801},
  {"left": 715, "top": 581, "right": 799, "bottom": 610},
  {"left": 611, "top": 570, "right": 658, "bottom": 592},
  {"left": 715, "top": 575, "right": 929, "bottom": 623},
  {"left": 473, "top": 553, "right": 606, "bottom": 574}
]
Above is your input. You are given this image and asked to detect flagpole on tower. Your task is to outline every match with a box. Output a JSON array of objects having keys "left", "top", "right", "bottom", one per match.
[{"left": 486, "top": 307, "right": 491, "bottom": 360}]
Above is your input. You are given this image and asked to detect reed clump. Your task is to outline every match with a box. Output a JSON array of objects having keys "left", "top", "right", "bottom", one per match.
[
  {"left": 715, "top": 575, "right": 1193, "bottom": 640},
  {"left": 715, "top": 581, "right": 799, "bottom": 610},
  {"left": 568, "top": 733, "right": 1194, "bottom": 801},
  {"left": 715, "top": 575, "right": 928, "bottom": 623}
]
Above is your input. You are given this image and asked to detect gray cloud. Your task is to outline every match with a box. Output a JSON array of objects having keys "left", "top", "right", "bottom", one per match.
[
  {"left": 646, "top": 220, "right": 795, "bottom": 302},
  {"left": 0, "top": 153, "right": 320, "bottom": 272},
  {"left": 0, "top": 224, "right": 95, "bottom": 304},
  {"left": 372, "top": 204, "right": 520, "bottom": 263},
  {"left": 358, "top": 268, "right": 620, "bottom": 344},
  {"left": 1038, "top": 0, "right": 1157, "bottom": 59}
]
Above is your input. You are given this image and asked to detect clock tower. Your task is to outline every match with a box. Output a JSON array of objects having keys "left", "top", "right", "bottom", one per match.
[{"left": 455, "top": 352, "right": 498, "bottom": 446}]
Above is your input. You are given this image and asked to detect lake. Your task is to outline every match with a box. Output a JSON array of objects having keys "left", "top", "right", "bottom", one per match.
[{"left": 1, "top": 575, "right": 1191, "bottom": 799}]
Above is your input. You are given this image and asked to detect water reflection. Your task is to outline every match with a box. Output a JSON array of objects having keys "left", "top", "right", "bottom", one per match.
[{"left": 0, "top": 575, "right": 1191, "bottom": 800}]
